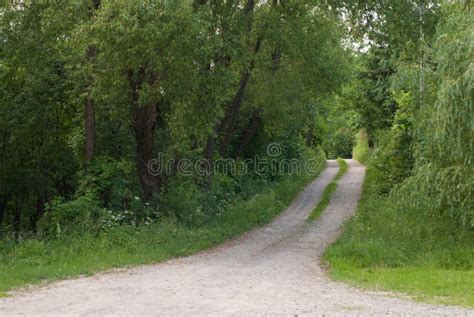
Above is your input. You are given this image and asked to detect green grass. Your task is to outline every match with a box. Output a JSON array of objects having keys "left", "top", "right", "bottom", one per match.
[
  {"left": 327, "top": 261, "right": 474, "bottom": 307},
  {"left": 307, "top": 158, "right": 348, "bottom": 221},
  {"left": 352, "top": 129, "right": 371, "bottom": 164},
  {"left": 0, "top": 160, "right": 325, "bottom": 296},
  {"left": 324, "top": 164, "right": 474, "bottom": 307}
]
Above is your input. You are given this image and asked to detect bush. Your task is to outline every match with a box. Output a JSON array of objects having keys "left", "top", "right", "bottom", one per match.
[
  {"left": 76, "top": 158, "right": 138, "bottom": 210},
  {"left": 37, "top": 158, "right": 158, "bottom": 238},
  {"left": 352, "top": 129, "right": 371, "bottom": 164},
  {"left": 393, "top": 164, "right": 474, "bottom": 231},
  {"left": 38, "top": 193, "right": 106, "bottom": 239},
  {"left": 159, "top": 177, "right": 206, "bottom": 227},
  {"left": 324, "top": 128, "right": 354, "bottom": 159},
  {"left": 325, "top": 164, "right": 474, "bottom": 270}
]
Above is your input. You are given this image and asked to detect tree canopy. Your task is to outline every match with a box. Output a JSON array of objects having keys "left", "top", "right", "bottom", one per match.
[{"left": 0, "top": 0, "right": 471, "bottom": 237}]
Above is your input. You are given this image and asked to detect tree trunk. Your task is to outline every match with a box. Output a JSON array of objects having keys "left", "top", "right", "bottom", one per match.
[
  {"left": 128, "top": 69, "right": 161, "bottom": 200},
  {"left": 13, "top": 206, "right": 20, "bottom": 239},
  {"left": 0, "top": 131, "right": 6, "bottom": 226},
  {"left": 30, "top": 193, "right": 45, "bottom": 232},
  {"left": 203, "top": 134, "right": 215, "bottom": 163},
  {"left": 84, "top": 93, "right": 95, "bottom": 163},
  {"left": 218, "top": 36, "right": 262, "bottom": 156},
  {"left": 201, "top": 0, "right": 259, "bottom": 159},
  {"left": 237, "top": 110, "right": 261, "bottom": 156},
  {"left": 133, "top": 103, "right": 160, "bottom": 200},
  {"left": 235, "top": 46, "right": 280, "bottom": 156},
  {"left": 271, "top": 48, "right": 281, "bottom": 72},
  {"left": 237, "top": 109, "right": 262, "bottom": 157},
  {"left": 84, "top": 1, "right": 100, "bottom": 164},
  {"left": 0, "top": 195, "right": 6, "bottom": 226},
  {"left": 218, "top": 71, "right": 252, "bottom": 155},
  {"left": 245, "top": 0, "right": 256, "bottom": 17},
  {"left": 133, "top": 105, "right": 159, "bottom": 199}
]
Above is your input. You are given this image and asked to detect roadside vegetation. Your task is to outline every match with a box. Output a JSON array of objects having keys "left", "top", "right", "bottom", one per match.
[
  {"left": 0, "top": 1, "right": 343, "bottom": 294},
  {"left": 0, "top": 0, "right": 471, "bottom": 306},
  {"left": 351, "top": 130, "right": 370, "bottom": 165},
  {"left": 0, "top": 153, "right": 325, "bottom": 295},
  {"left": 325, "top": 164, "right": 474, "bottom": 307},
  {"left": 308, "top": 158, "right": 348, "bottom": 222},
  {"left": 324, "top": 1, "right": 473, "bottom": 306}
]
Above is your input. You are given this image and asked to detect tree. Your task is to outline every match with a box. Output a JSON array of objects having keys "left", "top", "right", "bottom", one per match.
[
  {"left": 0, "top": 2, "right": 84, "bottom": 232},
  {"left": 84, "top": 0, "right": 101, "bottom": 164}
]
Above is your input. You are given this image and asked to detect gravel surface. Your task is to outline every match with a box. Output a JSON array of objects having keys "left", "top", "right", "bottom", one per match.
[{"left": 1, "top": 159, "right": 472, "bottom": 316}]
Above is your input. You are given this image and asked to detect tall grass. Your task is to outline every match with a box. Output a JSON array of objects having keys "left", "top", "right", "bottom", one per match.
[
  {"left": 324, "top": 165, "right": 474, "bottom": 306},
  {"left": 325, "top": 3, "right": 474, "bottom": 307}
]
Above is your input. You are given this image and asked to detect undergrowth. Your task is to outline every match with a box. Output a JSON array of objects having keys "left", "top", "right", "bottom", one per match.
[
  {"left": 324, "top": 165, "right": 474, "bottom": 307},
  {"left": 0, "top": 156, "right": 325, "bottom": 296}
]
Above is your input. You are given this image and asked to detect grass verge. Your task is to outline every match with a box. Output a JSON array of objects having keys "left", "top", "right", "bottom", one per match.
[
  {"left": 324, "top": 165, "right": 474, "bottom": 307},
  {"left": 0, "top": 160, "right": 325, "bottom": 296},
  {"left": 327, "top": 261, "right": 474, "bottom": 307},
  {"left": 307, "top": 158, "right": 348, "bottom": 221}
]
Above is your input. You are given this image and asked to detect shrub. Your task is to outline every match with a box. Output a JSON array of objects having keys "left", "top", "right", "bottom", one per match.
[
  {"left": 352, "top": 129, "right": 371, "bottom": 164},
  {"left": 76, "top": 158, "right": 138, "bottom": 210},
  {"left": 38, "top": 192, "right": 106, "bottom": 239},
  {"left": 159, "top": 176, "right": 207, "bottom": 227},
  {"left": 325, "top": 164, "right": 474, "bottom": 270},
  {"left": 324, "top": 128, "right": 354, "bottom": 159}
]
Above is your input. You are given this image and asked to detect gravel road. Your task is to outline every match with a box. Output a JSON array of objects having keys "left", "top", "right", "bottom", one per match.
[{"left": 1, "top": 159, "right": 472, "bottom": 316}]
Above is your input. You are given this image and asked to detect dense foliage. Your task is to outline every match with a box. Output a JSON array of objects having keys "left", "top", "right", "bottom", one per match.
[
  {"left": 0, "top": 0, "right": 472, "bottom": 302},
  {"left": 361, "top": 0, "right": 472, "bottom": 230},
  {"left": 0, "top": 158, "right": 325, "bottom": 294},
  {"left": 0, "top": 1, "right": 349, "bottom": 237},
  {"left": 325, "top": 0, "right": 473, "bottom": 306}
]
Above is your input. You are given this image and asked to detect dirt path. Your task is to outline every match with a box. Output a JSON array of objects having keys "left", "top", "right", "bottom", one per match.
[{"left": 1, "top": 160, "right": 472, "bottom": 316}]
